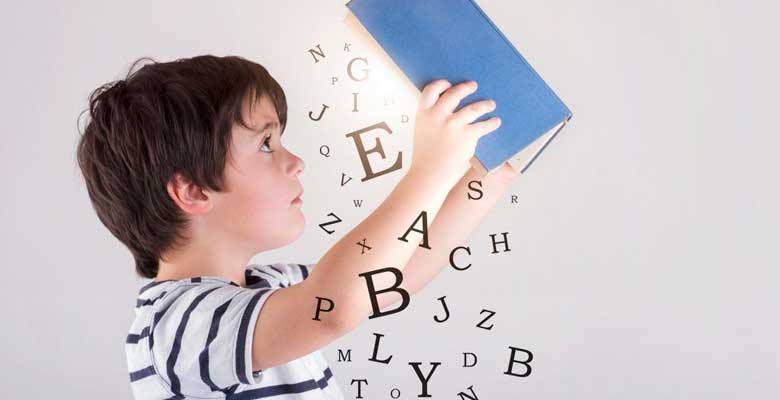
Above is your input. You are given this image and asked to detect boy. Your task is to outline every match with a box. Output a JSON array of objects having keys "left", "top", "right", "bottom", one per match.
[{"left": 76, "top": 55, "right": 517, "bottom": 399}]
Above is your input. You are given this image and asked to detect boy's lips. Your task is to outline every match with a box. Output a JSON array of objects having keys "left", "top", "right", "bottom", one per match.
[{"left": 292, "top": 188, "right": 303, "bottom": 202}]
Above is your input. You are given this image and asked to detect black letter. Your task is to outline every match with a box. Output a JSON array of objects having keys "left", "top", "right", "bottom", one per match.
[
  {"left": 398, "top": 211, "right": 431, "bottom": 249},
  {"left": 476, "top": 309, "right": 495, "bottom": 330},
  {"left": 433, "top": 296, "right": 450, "bottom": 323},
  {"left": 341, "top": 172, "right": 353, "bottom": 186},
  {"left": 338, "top": 349, "right": 352, "bottom": 362},
  {"left": 504, "top": 346, "right": 533, "bottom": 377},
  {"left": 489, "top": 232, "right": 511, "bottom": 253},
  {"left": 350, "top": 379, "right": 367, "bottom": 398},
  {"left": 308, "top": 103, "right": 329, "bottom": 121},
  {"left": 467, "top": 180, "right": 483, "bottom": 200},
  {"left": 319, "top": 212, "right": 342, "bottom": 235},
  {"left": 449, "top": 246, "right": 472, "bottom": 271},
  {"left": 313, "top": 297, "right": 335, "bottom": 321},
  {"left": 409, "top": 361, "right": 440, "bottom": 398},
  {"left": 359, "top": 267, "right": 410, "bottom": 319},
  {"left": 369, "top": 333, "right": 393, "bottom": 364},
  {"left": 456, "top": 385, "right": 479, "bottom": 400},
  {"left": 463, "top": 352, "right": 478, "bottom": 367},
  {"left": 356, "top": 238, "right": 371, "bottom": 254}
]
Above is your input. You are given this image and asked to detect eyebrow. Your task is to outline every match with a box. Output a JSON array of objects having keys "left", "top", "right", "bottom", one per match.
[{"left": 253, "top": 120, "right": 283, "bottom": 137}]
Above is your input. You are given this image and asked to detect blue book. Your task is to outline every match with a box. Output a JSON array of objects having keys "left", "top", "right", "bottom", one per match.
[{"left": 344, "top": 0, "right": 573, "bottom": 176}]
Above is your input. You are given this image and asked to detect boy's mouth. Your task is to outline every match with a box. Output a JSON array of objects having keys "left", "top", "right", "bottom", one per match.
[{"left": 292, "top": 188, "right": 303, "bottom": 202}]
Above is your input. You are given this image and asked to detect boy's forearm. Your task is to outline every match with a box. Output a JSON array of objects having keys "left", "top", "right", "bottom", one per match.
[
  {"left": 308, "top": 168, "right": 454, "bottom": 328},
  {"left": 375, "top": 163, "right": 517, "bottom": 309}
]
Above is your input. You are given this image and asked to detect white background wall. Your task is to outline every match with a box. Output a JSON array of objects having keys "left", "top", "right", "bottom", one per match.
[{"left": 0, "top": 0, "right": 776, "bottom": 398}]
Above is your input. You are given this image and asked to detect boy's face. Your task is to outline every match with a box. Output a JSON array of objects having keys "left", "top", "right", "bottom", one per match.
[{"left": 209, "top": 93, "right": 305, "bottom": 253}]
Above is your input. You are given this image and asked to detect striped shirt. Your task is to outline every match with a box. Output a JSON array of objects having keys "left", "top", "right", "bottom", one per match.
[{"left": 125, "top": 262, "right": 345, "bottom": 399}]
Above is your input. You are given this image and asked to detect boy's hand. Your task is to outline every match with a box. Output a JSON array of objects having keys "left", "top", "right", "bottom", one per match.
[{"left": 409, "top": 79, "right": 502, "bottom": 188}]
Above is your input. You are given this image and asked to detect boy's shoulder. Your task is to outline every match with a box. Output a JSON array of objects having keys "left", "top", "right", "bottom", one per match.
[
  {"left": 135, "top": 261, "right": 316, "bottom": 302},
  {"left": 125, "top": 262, "right": 334, "bottom": 398}
]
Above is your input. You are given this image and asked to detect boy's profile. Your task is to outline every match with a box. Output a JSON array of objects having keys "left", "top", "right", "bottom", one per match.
[{"left": 76, "top": 55, "right": 518, "bottom": 399}]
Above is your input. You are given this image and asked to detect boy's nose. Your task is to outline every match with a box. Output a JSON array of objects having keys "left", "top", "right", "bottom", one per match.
[{"left": 288, "top": 151, "right": 305, "bottom": 176}]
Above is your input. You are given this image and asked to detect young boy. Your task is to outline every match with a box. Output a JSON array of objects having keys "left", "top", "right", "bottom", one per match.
[{"left": 76, "top": 55, "right": 517, "bottom": 399}]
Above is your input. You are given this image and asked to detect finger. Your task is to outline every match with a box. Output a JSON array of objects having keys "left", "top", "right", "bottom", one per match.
[
  {"left": 466, "top": 116, "right": 502, "bottom": 139},
  {"left": 435, "top": 80, "right": 478, "bottom": 113},
  {"left": 451, "top": 99, "right": 496, "bottom": 125},
  {"left": 418, "top": 79, "right": 452, "bottom": 110}
]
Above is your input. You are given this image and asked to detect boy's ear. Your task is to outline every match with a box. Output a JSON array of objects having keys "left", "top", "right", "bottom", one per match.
[{"left": 166, "top": 173, "right": 214, "bottom": 215}]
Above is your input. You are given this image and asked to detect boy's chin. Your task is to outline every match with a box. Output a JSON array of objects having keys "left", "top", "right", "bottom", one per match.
[
  {"left": 275, "top": 220, "right": 306, "bottom": 247},
  {"left": 289, "top": 221, "right": 305, "bottom": 241}
]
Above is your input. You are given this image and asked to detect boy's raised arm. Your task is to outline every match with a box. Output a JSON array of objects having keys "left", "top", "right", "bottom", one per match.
[
  {"left": 251, "top": 79, "right": 502, "bottom": 370},
  {"left": 375, "top": 161, "right": 519, "bottom": 310}
]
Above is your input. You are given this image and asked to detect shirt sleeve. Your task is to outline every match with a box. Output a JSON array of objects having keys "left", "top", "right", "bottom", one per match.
[
  {"left": 279, "top": 262, "right": 315, "bottom": 286},
  {"left": 147, "top": 282, "right": 280, "bottom": 396},
  {"left": 248, "top": 262, "right": 315, "bottom": 287}
]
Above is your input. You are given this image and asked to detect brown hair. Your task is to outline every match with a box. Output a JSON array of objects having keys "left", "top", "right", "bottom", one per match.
[{"left": 75, "top": 55, "right": 288, "bottom": 279}]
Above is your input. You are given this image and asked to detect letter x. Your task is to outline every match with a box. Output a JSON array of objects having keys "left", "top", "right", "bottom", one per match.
[{"left": 357, "top": 238, "right": 372, "bottom": 254}]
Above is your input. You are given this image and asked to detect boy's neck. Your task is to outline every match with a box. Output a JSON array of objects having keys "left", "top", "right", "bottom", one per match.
[
  {"left": 155, "top": 237, "right": 254, "bottom": 288},
  {"left": 156, "top": 262, "right": 249, "bottom": 287}
]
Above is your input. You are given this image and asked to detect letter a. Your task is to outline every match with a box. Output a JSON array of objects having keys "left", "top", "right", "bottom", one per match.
[{"left": 398, "top": 211, "right": 431, "bottom": 249}]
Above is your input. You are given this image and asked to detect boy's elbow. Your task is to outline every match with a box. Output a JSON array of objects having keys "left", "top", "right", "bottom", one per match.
[
  {"left": 322, "top": 297, "right": 366, "bottom": 336},
  {"left": 330, "top": 305, "right": 364, "bottom": 334}
]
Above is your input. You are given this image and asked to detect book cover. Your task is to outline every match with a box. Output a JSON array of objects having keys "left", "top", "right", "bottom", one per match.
[{"left": 344, "top": 0, "right": 573, "bottom": 176}]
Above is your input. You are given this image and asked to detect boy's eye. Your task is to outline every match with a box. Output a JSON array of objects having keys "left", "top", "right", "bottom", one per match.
[{"left": 259, "top": 135, "right": 273, "bottom": 153}]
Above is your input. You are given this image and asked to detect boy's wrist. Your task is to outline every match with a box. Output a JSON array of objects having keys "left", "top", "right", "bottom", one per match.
[{"left": 403, "top": 165, "right": 462, "bottom": 194}]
